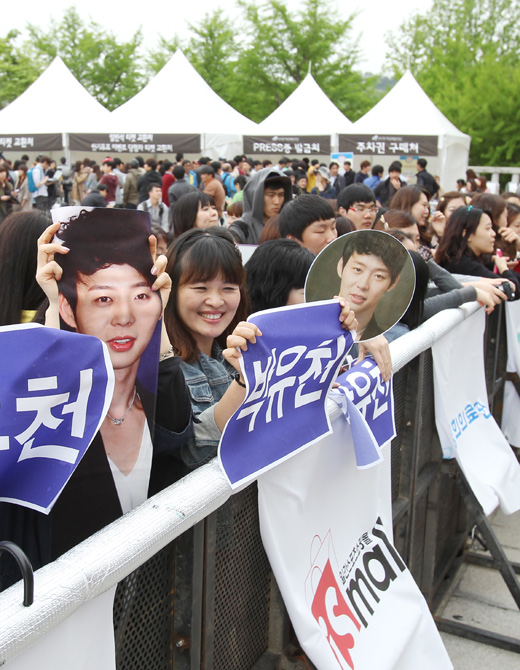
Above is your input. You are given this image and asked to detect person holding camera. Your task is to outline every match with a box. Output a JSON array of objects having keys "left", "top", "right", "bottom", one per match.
[{"left": 435, "top": 204, "right": 520, "bottom": 303}]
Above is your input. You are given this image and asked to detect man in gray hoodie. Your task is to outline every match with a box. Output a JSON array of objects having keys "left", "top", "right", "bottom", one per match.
[{"left": 228, "top": 168, "right": 292, "bottom": 244}]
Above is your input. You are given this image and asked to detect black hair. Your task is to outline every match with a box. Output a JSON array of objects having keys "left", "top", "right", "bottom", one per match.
[
  {"left": 200, "top": 165, "right": 215, "bottom": 176},
  {"left": 435, "top": 205, "right": 492, "bottom": 265},
  {"left": 175, "top": 152, "right": 184, "bottom": 162},
  {"left": 264, "top": 178, "right": 287, "bottom": 191},
  {"left": 173, "top": 165, "right": 185, "bottom": 180},
  {"left": 148, "top": 182, "right": 162, "bottom": 193},
  {"left": 55, "top": 208, "right": 153, "bottom": 315},
  {"left": 341, "top": 230, "right": 408, "bottom": 285},
  {"left": 164, "top": 228, "right": 247, "bottom": 362},
  {"left": 337, "top": 184, "right": 376, "bottom": 211},
  {"left": 245, "top": 239, "right": 314, "bottom": 313},
  {"left": 278, "top": 194, "right": 335, "bottom": 240},
  {"left": 417, "top": 158, "right": 427, "bottom": 169},
  {"left": 234, "top": 175, "right": 247, "bottom": 189},
  {"left": 171, "top": 191, "right": 217, "bottom": 238},
  {"left": 388, "top": 161, "right": 402, "bottom": 173},
  {"left": 372, "top": 165, "right": 384, "bottom": 177},
  {"left": 0, "top": 211, "right": 51, "bottom": 325},
  {"left": 400, "top": 251, "right": 428, "bottom": 331}
]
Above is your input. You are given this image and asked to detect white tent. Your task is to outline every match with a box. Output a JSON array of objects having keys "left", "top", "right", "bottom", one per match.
[
  {"left": 109, "top": 49, "right": 258, "bottom": 158},
  {"left": 346, "top": 71, "right": 470, "bottom": 190},
  {"left": 258, "top": 73, "right": 353, "bottom": 134},
  {"left": 249, "top": 73, "right": 352, "bottom": 156},
  {"left": 0, "top": 56, "right": 112, "bottom": 143}
]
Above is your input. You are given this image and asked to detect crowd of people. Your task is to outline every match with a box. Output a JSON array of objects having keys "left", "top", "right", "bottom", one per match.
[{"left": 1, "top": 148, "right": 519, "bottom": 589}]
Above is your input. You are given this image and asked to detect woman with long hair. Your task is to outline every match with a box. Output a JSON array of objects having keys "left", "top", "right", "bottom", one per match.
[
  {"left": 171, "top": 191, "right": 219, "bottom": 238},
  {"left": 0, "top": 210, "right": 50, "bottom": 325},
  {"left": 435, "top": 205, "right": 520, "bottom": 296}
]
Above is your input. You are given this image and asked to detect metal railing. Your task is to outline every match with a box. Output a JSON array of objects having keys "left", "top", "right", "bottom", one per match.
[{"left": 0, "top": 301, "right": 509, "bottom": 668}]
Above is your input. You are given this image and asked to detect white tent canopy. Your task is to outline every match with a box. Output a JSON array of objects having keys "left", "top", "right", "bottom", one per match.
[
  {"left": 349, "top": 71, "right": 470, "bottom": 190},
  {"left": 109, "top": 49, "right": 258, "bottom": 158},
  {"left": 258, "top": 73, "right": 353, "bottom": 134},
  {"left": 0, "top": 56, "right": 112, "bottom": 134},
  {"left": 248, "top": 73, "right": 352, "bottom": 156}
]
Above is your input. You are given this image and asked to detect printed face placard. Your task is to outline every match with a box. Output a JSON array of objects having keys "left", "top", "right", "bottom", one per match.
[{"left": 305, "top": 230, "right": 415, "bottom": 342}]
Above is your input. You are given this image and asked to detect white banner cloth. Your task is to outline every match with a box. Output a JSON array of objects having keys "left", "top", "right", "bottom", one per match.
[
  {"left": 258, "top": 413, "right": 452, "bottom": 670},
  {"left": 502, "top": 302, "right": 520, "bottom": 447},
  {"left": 432, "top": 308, "right": 520, "bottom": 515}
]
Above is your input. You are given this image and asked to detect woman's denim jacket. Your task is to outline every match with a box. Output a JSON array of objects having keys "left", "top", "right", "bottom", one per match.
[{"left": 180, "top": 344, "right": 235, "bottom": 417}]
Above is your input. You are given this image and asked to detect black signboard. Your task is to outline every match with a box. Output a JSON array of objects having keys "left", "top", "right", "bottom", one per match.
[
  {"left": 0, "top": 134, "right": 62, "bottom": 152},
  {"left": 244, "top": 135, "right": 331, "bottom": 155},
  {"left": 69, "top": 133, "right": 201, "bottom": 154},
  {"left": 338, "top": 134, "right": 438, "bottom": 157}
]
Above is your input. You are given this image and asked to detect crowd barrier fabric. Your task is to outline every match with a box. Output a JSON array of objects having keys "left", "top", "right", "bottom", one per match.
[
  {"left": 502, "top": 301, "right": 520, "bottom": 447},
  {"left": 432, "top": 309, "right": 520, "bottom": 515},
  {"left": 257, "top": 412, "right": 452, "bottom": 670}
]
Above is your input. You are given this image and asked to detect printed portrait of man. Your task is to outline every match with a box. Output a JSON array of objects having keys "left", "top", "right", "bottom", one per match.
[{"left": 305, "top": 230, "right": 414, "bottom": 341}]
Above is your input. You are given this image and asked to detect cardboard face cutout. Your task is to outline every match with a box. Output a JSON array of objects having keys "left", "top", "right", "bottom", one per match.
[{"left": 305, "top": 230, "right": 415, "bottom": 341}]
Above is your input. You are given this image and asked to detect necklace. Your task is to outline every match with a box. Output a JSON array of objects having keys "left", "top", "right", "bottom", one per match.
[{"left": 107, "top": 386, "right": 137, "bottom": 425}]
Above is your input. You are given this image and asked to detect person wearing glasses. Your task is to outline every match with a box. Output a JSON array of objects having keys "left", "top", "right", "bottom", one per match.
[{"left": 337, "top": 184, "right": 378, "bottom": 230}]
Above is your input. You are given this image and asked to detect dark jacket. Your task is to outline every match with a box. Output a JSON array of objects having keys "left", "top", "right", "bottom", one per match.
[
  {"left": 310, "top": 183, "right": 337, "bottom": 200},
  {"left": 416, "top": 169, "right": 439, "bottom": 198},
  {"left": 228, "top": 168, "right": 292, "bottom": 244},
  {"left": 137, "top": 170, "right": 163, "bottom": 204},
  {"left": 374, "top": 176, "right": 408, "bottom": 207},
  {"left": 81, "top": 189, "right": 107, "bottom": 207}
]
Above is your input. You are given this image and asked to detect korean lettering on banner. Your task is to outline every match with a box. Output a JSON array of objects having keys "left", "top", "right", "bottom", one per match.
[
  {"left": 0, "top": 137, "right": 35, "bottom": 149},
  {"left": 0, "top": 324, "right": 114, "bottom": 514},
  {"left": 218, "top": 300, "right": 353, "bottom": 488},
  {"left": 336, "top": 359, "right": 396, "bottom": 449}
]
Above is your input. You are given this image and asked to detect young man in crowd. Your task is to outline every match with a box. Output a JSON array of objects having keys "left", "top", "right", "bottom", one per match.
[
  {"left": 354, "top": 160, "right": 371, "bottom": 184},
  {"left": 416, "top": 158, "right": 439, "bottom": 198},
  {"left": 341, "top": 160, "right": 355, "bottom": 189},
  {"left": 228, "top": 168, "right": 292, "bottom": 244},
  {"left": 137, "top": 183, "right": 170, "bottom": 232},
  {"left": 279, "top": 194, "right": 337, "bottom": 256},
  {"left": 337, "top": 230, "right": 407, "bottom": 340},
  {"left": 374, "top": 161, "right": 407, "bottom": 207},
  {"left": 200, "top": 165, "right": 226, "bottom": 218},
  {"left": 136, "top": 158, "right": 162, "bottom": 203},
  {"left": 364, "top": 165, "right": 384, "bottom": 190},
  {"left": 81, "top": 182, "right": 109, "bottom": 207},
  {"left": 337, "top": 184, "right": 378, "bottom": 229}
]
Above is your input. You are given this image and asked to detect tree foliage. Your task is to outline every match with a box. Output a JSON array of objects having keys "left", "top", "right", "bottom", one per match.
[
  {"left": 386, "top": 0, "right": 520, "bottom": 165},
  {"left": 0, "top": 30, "right": 41, "bottom": 109},
  {"left": 24, "top": 7, "right": 144, "bottom": 110}
]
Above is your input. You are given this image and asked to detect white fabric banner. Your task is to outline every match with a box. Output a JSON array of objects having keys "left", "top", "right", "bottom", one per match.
[
  {"left": 502, "top": 302, "right": 520, "bottom": 447},
  {"left": 432, "top": 309, "right": 520, "bottom": 516},
  {"left": 258, "top": 413, "right": 452, "bottom": 670},
  {"left": 6, "top": 587, "right": 116, "bottom": 669}
]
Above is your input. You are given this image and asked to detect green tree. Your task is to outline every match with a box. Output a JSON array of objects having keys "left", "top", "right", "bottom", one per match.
[
  {"left": 25, "top": 7, "right": 144, "bottom": 110},
  {"left": 144, "top": 35, "right": 182, "bottom": 77},
  {"left": 0, "top": 30, "right": 42, "bottom": 110},
  {"left": 235, "top": 0, "right": 380, "bottom": 122},
  {"left": 386, "top": 0, "right": 520, "bottom": 165}
]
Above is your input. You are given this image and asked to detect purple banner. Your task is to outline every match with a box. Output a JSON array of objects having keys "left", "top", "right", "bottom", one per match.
[
  {"left": 0, "top": 324, "right": 113, "bottom": 513},
  {"left": 219, "top": 301, "right": 353, "bottom": 488},
  {"left": 336, "top": 358, "right": 396, "bottom": 448}
]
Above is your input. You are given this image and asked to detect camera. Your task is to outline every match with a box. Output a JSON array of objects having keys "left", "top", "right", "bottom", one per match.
[{"left": 499, "top": 281, "right": 516, "bottom": 301}]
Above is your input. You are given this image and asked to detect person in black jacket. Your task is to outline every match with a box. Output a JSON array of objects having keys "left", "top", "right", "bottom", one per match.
[{"left": 416, "top": 158, "right": 439, "bottom": 198}]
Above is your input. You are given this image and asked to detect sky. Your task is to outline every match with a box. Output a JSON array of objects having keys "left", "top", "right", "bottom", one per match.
[{"left": 3, "top": 0, "right": 433, "bottom": 74}]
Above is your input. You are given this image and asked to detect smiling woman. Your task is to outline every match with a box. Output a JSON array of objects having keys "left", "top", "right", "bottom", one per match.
[{"left": 165, "top": 227, "right": 248, "bottom": 416}]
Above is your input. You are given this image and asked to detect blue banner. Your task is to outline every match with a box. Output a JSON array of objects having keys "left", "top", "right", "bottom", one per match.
[
  {"left": 335, "top": 358, "right": 396, "bottom": 450},
  {"left": 219, "top": 301, "right": 353, "bottom": 488},
  {"left": 0, "top": 324, "right": 114, "bottom": 513}
]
